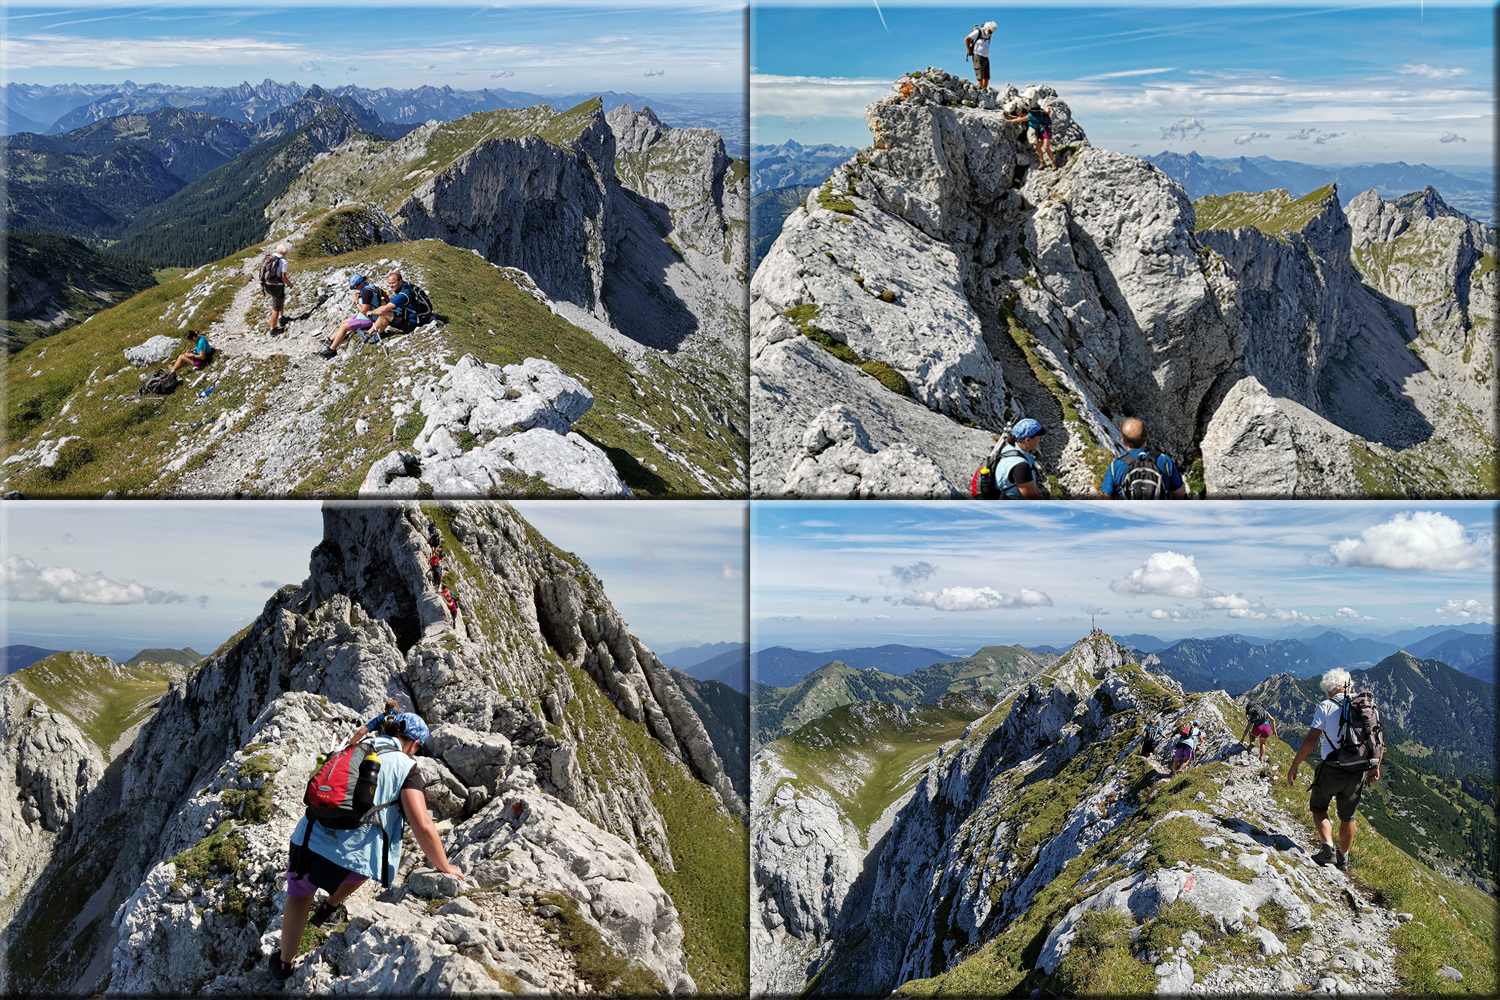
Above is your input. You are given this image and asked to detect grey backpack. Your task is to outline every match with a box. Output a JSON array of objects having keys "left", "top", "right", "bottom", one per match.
[{"left": 139, "top": 369, "right": 180, "bottom": 396}]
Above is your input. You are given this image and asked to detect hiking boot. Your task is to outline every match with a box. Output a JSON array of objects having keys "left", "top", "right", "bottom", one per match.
[
  {"left": 310, "top": 899, "right": 344, "bottom": 927},
  {"left": 318, "top": 348, "right": 337, "bottom": 360},
  {"left": 1311, "top": 842, "right": 1337, "bottom": 866},
  {"left": 1335, "top": 848, "right": 1348, "bottom": 871},
  {"left": 268, "top": 953, "right": 295, "bottom": 986}
]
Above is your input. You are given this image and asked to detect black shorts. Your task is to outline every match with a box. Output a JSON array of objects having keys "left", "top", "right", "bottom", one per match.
[
  {"left": 287, "top": 840, "right": 359, "bottom": 894},
  {"left": 1309, "top": 761, "right": 1367, "bottom": 821},
  {"left": 973, "top": 55, "right": 990, "bottom": 80},
  {"left": 388, "top": 316, "right": 417, "bottom": 334},
  {"left": 1141, "top": 739, "right": 1157, "bottom": 757}
]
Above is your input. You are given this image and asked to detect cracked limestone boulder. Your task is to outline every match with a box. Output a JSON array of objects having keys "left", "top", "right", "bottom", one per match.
[
  {"left": 1200, "top": 376, "right": 1360, "bottom": 497},
  {"left": 124, "top": 334, "right": 182, "bottom": 368},
  {"left": 781, "top": 404, "right": 960, "bottom": 498}
]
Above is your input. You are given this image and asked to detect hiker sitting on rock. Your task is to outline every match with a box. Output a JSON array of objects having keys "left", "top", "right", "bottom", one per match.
[
  {"left": 168, "top": 329, "right": 214, "bottom": 375},
  {"left": 1240, "top": 701, "right": 1279, "bottom": 763},
  {"left": 964, "top": 21, "right": 997, "bottom": 91},
  {"left": 1097, "top": 418, "right": 1187, "bottom": 499},
  {"left": 321, "top": 273, "right": 387, "bottom": 360},
  {"left": 271, "top": 711, "right": 467, "bottom": 985},
  {"left": 344, "top": 698, "right": 402, "bottom": 748},
  {"left": 1004, "top": 102, "right": 1058, "bottom": 169},
  {"left": 365, "top": 271, "right": 421, "bottom": 337},
  {"left": 1287, "top": 668, "right": 1383, "bottom": 870}
]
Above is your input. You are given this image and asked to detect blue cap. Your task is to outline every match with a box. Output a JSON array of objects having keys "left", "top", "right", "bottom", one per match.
[
  {"left": 349, "top": 273, "right": 367, "bottom": 288},
  {"left": 392, "top": 712, "right": 430, "bottom": 745},
  {"left": 1012, "top": 417, "right": 1045, "bottom": 439}
]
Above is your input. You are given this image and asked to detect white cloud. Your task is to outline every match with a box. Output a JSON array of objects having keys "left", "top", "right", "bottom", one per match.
[
  {"left": 491, "top": 71, "right": 514, "bottom": 79},
  {"left": 765, "top": 615, "right": 802, "bottom": 622},
  {"left": 1435, "top": 599, "right": 1494, "bottom": 620},
  {"left": 1228, "top": 607, "right": 1268, "bottom": 619},
  {"left": 886, "top": 561, "right": 938, "bottom": 587},
  {"left": 750, "top": 73, "right": 890, "bottom": 119},
  {"left": 1270, "top": 608, "right": 1313, "bottom": 622},
  {"left": 873, "top": 613, "right": 891, "bottom": 620},
  {"left": 1111, "top": 551, "right": 1214, "bottom": 599},
  {"left": 3, "top": 554, "right": 187, "bottom": 605},
  {"left": 720, "top": 563, "right": 741, "bottom": 581},
  {"left": 1149, "top": 608, "right": 1199, "bottom": 621},
  {"left": 1203, "top": 593, "right": 1261, "bottom": 610},
  {"left": 1439, "top": 131, "right": 1466, "bottom": 143},
  {"left": 643, "top": 68, "right": 665, "bottom": 78},
  {"left": 299, "top": 61, "right": 322, "bottom": 75},
  {"left": 1161, "top": 116, "right": 1207, "bottom": 140},
  {"left": 1, "top": 33, "right": 308, "bottom": 70},
  {"left": 902, "top": 586, "right": 1052, "bottom": 612},
  {"left": 1234, "top": 130, "right": 1270, "bottom": 145},
  {"left": 1329, "top": 511, "right": 1490, "bottom": 571},
  {"left": 1079, "top": 67, "right": 1177, "bottom": 81},
  {"left": 1334, "top": 607, "right": 1374, "bottom": 620},
  {"left": 1400, "top": 64, "right": 1466, "bottom": 80}
]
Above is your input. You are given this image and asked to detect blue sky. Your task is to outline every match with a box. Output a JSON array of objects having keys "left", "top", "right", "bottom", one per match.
[
  {"left": 2, "top": 2, "right": 745, "bottom": 95},
  {"left": 752, "top": 1, "right": 1493, "bottom": 166},
  {"left": 1, "top": 501, "right": 745, "bottom": 662},
  {"left": 751, "top": 502, "right": 1497, "bottom": 653}
]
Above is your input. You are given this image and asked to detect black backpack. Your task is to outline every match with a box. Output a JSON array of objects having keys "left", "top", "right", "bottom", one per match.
[
  {"left": 1327, "top": 692, "right": 1383, "bottom": 772},
  {"left": 397, "top": 283, "right": 435, "bottom": 326},
  {"left": 1118, "top": 451, "right": 1168, "bottom": 499},
  {"left": 259, "top": 253, "right": 284, "bottom": 290},
  {"left": 139, "top": 369, "right": 180, "bottom": 396},
  {"left": 1030, "top": 106, "right": 1053, "bottom": 129},
  {"left": 1246, "top": 701, "right": 1269, "bottom": 727}
]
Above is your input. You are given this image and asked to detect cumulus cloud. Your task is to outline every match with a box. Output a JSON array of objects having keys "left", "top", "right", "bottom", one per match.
[
  {"left": 1111, "top": 551, "right": 1214, "bottom": 599},
  {"left": 1335, "top": 607, "right": 1375, "bottom": 620},
  {"left": 1270, "top": 608, "right": 1313, "bottom": 622},
  {"left": 1435, "top": 598, "right": 1493, "bottom": 619},
  {"left": 902, "top": 586, "right": 1052, "bottom": 612},
  {"left": 1439, "top": 131, "right": 1466, "bottom": 143},
  {"left": 1161, "top": 117, "right": 1206, "bottom": 140},
  {"left": 1203, "top": 593, "right": 1262, "bottom": 611},
  {"left": 886, "top": 561, "right": 938, "bottom": 587},
  {"left": 846, "top": 595, "right": 871, "bottom": 603},
  {"left": 255, "top": 579, "right": 282, "bottom": 589},
  {"left": 643, "top": 68, "right": 665, "bottom": 77},
  {"left": 3, "top": 555, "right": 187, "bottom": 605},
  {"left": 1400, "top": 63, "right": 1465, "bottom": 79},
  {"left": 1228, "top": 607, "right": 1268, "bottom": 619},
  {"left": 1234, "top": 131, "right": 1270, "bottom": 145},
  {"left": 750, "top": 74, "right": 891, "bottom": 119},
  {"left": 1082, "top": 605, "right": 1111, "bottom": 615},
  {"left": 299, "top": 61, "right": 322, "bottom": 74},
  {"left": 1149, "top": 608, "right": 1199, "bottom": 621},
  {"left": 491, "top": 70, "right": 514, "bottom": 79},
  {"left": 1329, "top": 511, "right": 1490, "bottom": 571}
]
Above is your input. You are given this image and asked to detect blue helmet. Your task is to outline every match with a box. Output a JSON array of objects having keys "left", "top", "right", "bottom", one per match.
[{"left": 349, "top": 273, "right": 367, "bottom": 288}]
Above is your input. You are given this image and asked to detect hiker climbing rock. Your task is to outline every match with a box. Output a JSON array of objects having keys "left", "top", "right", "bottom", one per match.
[
  {"left": 260, "top": 243, "right": 290, "bottom": 336},
  {"left": 964, "top": 21, "right": 997, "bottom": 90},
  {"left": 168, "top": 329, "right": 214, "bottom": 375},
  {"left": 321, "top": 274, "right": 387, "bottom": 360},
  {"left": 427, "top": 520, "right": 440, "bottom": 547},
  {"left": 441, "top": 586, "right": 457, "bottom": 617},
  {"left": 271, "top": 711, "right": 467, "bottom": 986},
  {"left": 1005, "top": 100, "right": 1058, "bottom": 169},
  {"left": 344, "top": 698, "right": 402, "bottom": 748},
  {"left": 429, "top": 551, "right": 442, "bottom": 587},
  {"left": 1171, "top": 719, "right": 1202, "bottom": 775},
  {"left": 971, "top": 417, "right": 1047, "bottom": 498},
  {"left": 1241, "top": 700, "right": 1279, "bottom": 762},
  {"left": 1140, "top": 718, "right": 1163, "bottom": 758},
  {"left": 1097, "top": 418, "right": 1187, "bottom": 498},
  {"left": 1287, "top": 668, "right": 1384, "bottom": 871}
]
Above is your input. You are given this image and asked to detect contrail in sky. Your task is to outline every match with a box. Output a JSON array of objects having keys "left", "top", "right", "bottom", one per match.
[{"left": 872, "top": 0, "right": 889, "bottom": 33}]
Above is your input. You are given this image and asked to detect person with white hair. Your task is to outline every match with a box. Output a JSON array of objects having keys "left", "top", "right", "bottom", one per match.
[
  {"left": 965, "top": 21, "right": 997, "bottom": 91},
  {"left": 1286, "top": 667, "right": 1384, "bottom": 870},
  {"left": 260, "top": 243, "right": 291, "bottom": 336}
]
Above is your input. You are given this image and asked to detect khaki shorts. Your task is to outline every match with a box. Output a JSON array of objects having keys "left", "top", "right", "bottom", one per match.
[
  {"left": 1309, "top": 760, "right": 1366, "bottom": 821},
  {"left": 264, "top": 283, "right": 286, "bottom": 310},
  {"left": 973, "top": 55, "right": 990, "bottom": 80}
]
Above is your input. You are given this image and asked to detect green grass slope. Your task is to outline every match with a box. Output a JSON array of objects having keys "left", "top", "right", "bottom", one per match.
[
  {"left": 2, "top": 237, "right": 743, "bottom": 497},
  {"left": 1193, "top": 183, "right": 1338, "bottom": 237},
  {"left": 9, "top": 651, "right": 176, "bottom": 758},
  {"left": 672, "top": 669, "right": 749, "bottom": 804},
  {"left": 753, "top": 662, "right": 926, "bottom": 749}
]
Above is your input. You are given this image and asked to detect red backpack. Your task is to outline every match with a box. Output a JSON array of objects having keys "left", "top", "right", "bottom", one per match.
[{"left": 300, "top": 739, "right": 403, "bottom": 884}]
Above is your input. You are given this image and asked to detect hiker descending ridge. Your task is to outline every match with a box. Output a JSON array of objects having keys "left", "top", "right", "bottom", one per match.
[
  {"left": 1004, "top": 99, "right": 1058, "bottom": 169},
  {"left": 321, "top": 273, "right": 389, "bottom": 360},
  {"left": 971, "top": 417, "right": 1048, "bottom": 498},
  {"left": 1240, "top": 699, "right": 1279, "bottom": 762},
  {"left": 260, "top": 243, "right": 291, "bottom": 336},
  {"left": 964, "top": 20, "right": 997, "bottom": 91},
  {"left": 1097, "top": 418, "right": 1187, "bottom": 499},
  {"left": 272, "top": 711, "right": 469, "bottom": 987},
  {"left": 1287, "top": 668, "right": 1385, "bottom": 871},
  {"left": 168, "top": 329, "right": 213, "bottom": 375},
  {"left": 1171, "top": 718, "right": 1203, "bottom": 775}
]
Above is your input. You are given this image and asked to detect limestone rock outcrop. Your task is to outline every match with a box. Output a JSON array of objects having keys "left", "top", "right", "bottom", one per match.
[{"left": 124, "top": 334, "right": 181, "bottom": 368}]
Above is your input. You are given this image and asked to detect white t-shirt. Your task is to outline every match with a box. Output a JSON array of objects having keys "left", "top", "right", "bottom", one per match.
[
  {"left": 272, "top": 255, "right": 288, "bottom": 280},
  {"left": 968, "top": 29, "right": 992, "bottom": 59},
  {"left": 1309, "top": 696, "right": 1344, "bottom": 760}
]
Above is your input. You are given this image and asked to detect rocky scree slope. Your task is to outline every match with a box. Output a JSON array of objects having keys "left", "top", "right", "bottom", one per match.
[
  {"left": 0, "top": 501, "right": 747, "bottom": 995},
  {"left": 753, "top": 633, "right": 1496, "bottom": 997},
  {"left": 752, "top": 68, "right": 1494, "bottom": 497}
]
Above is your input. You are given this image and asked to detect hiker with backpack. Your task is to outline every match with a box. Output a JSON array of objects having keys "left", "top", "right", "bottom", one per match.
[
  {"left": 441, "top": 586, "right": 457, "bottom": 617},
  {"left": 1004, "top": 102, "right": 1058, "bottom": 169},
  {"left": 1171, "top": 719, "right": 1202, "bottom": 775},
  {"left": 1287, "top": 668, "right": 1383, "bottom": 870},
  {"left": 168, "top": 329, "right": 214, "bottom": 375},
  {"left": 971, "top": 417, "right": 1047, "bottom": 498},
  {"left": 429, "top": 551, "right": 442, "bottom": 587},
  {"left": 365, "top": 270, "right": 435, "bottom": 337},
  {"left": 1240, "top": 701, "right": 1279, "bottom": 762},
  {"left": 1097, "top": 419, "right": 1187, "bottom": 499},
  {"left": 964, "top": 21, "right": 997, "bottom": 90},
  {"left": 270, "top": 711, "right": 468, "bottom": 985},
  {"left": 260, "top": 244, "right": 290, "bottom": 336},
  {"left": 321, "top": 273, "right": 389, "bottom": 360},
  {"left": 1141, "top": 719, "right": 1164, "bottom": 758},
  {"left": 343, "top": 698, "right": 403, "bottom": 749}
]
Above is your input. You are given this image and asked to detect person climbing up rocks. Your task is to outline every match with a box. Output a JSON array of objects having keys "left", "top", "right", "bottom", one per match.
[
  {"left": 320, "top": 273, "right": 387, "bottom": 360},
  {"left": 1171, "top": 719, "right": 1202, "bottom": 775},
  {"left": 343, "top": 698, "right": 402, "bottom": 749},
  {"left": 440, "top": 586, "right": 457, "bottom": 617},
  {"left": 429, "top": 550, "right": 442, "bottom": 587},
  {"left": 427, "top": 520, "right": 441, "bottom": 548},
  {"left": 972, "top": 417, "right": 1047, "bottom": 498},
  {"left": 964, "top": 21, "right": 997, "bottom": 90},
  {"left": 168, "top": 329, "right": 214, "bottom": 375},
  {"left": 1097, "top": 418, "right": 1187, "bottom": 499},
  {"left": 260, "top": 243, "right": 290, "bottom": 336},
  {"left": 1287, "top": 668, "right": 1384, "bottom": 871},
  {"left": 1141, "top": 718, "right": 1163, "bottom": 759},
  {"left": 1240, "top": 700, "right": 1279, "bottom": 762},
  {"left": 1005, "top": 100, "right": 1058, "bottom": 169},
  {"left": 271, "top": 711, "right": 468, "bottom": 986}
]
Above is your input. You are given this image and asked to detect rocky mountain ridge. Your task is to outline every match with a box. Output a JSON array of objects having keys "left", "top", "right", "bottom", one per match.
[
  {"left": 1, "top": 501, "right": 748, "bottom": 995},
  {"left": 752, "top": 632, "right": 1496, "bottom": 996},
  {"left": 750, "top": 68, "right": 1496, "bottom": 496}
]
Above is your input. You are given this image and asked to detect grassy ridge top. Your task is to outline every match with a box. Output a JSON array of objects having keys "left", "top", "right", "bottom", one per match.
[
  {"left": 1193, "top": 183, "right": 1337, "bottom": 235},
  {"left": 10, "top": 651, "right": 177, "bottom": 758}
]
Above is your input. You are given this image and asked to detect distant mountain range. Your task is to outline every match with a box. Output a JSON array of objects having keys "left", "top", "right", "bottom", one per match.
[
  {"left": 123, "top": 647, "right": 203, "bottom": 668},
  {"left": 2, "top": 645, "right": 62, "bottom": 675},
  {"left": 752, "top": 644, "right": 952, "bottom": 687},
  {"left": 1146, "top": 150, "right": 1494, "bottom": 224},
  {"left": 658, "top": 642, "right": 749, "bottom": 693},
  {"left": 748, "top": 140, "right": 858, "bottom": 195}
]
